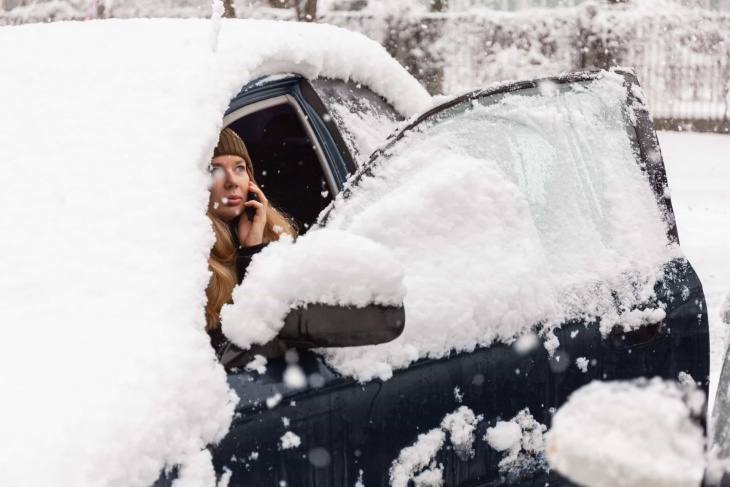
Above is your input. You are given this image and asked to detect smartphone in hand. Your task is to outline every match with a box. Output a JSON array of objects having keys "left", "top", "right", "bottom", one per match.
[{"left": 245, "top": 191, "right": 259, "bottom": 221}]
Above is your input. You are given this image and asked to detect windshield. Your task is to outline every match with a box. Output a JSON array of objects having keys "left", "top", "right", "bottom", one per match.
[
  {"left": 388, "top": 79, "right": 646, "bottom": 254},
  {"left": 321, "top": 73, "right": 677, "bottom": 382}
]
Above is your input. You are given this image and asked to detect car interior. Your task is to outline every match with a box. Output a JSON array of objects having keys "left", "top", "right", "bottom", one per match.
[{"left": 226, "top": 102, "right": 333, "bottom": 234}]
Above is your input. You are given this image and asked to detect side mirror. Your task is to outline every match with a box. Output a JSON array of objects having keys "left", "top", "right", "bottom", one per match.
[
  {"left": 546, "top": 378, "right": 706, "bottom": 487},
  {"left": 280, "top": 304, "right": 405, "bottom": 348},
  {"left": 221, "top": 229, "right": 407, "bottom": 352}
]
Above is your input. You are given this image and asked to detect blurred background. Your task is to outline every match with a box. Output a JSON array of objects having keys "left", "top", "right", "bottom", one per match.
[{"left": 2, "top": 0, "right": 728, "bottom": 133}]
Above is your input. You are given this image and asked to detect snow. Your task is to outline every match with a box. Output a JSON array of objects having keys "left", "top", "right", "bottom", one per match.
[
  {"left": 659, "top": 131, "right": 730, "bottom": 411},
  {"left": 546, "top": 379, "right": 706, "bottom": 487},
  {"left": 389, "top": 429, "right": 445, "bottom": 487},
  {"left": 245, "top": 354, "right": 268, "bottom": 374},
  {"left": 320, "top": 74, "right": 679, "bottom": 381},
  {"left": 390, "top": 406, "right": 480, "bottom": 487},
  {"left": 441, "top": 406, "right": 482, "bottom": 461},
  {"left": 221, "top": 230, "right": 406, "bottom": 349},
  {"left": 512, "top": 331, "right": 539, "bottom": 355},
  {"left": 267, "top": 393, "right": 283, "bottom": 409},
  {"left": 283, "top": 364, "right": 307, "bottom": 388},
  {"left": 0, "top": 18, "right": 425, "bottom": 487},
  {"left": 279, "top": 431, "right": 301, "bottom": 450},
  {"left": 485, "top": 422, "right": 522, "bottom": 453},
  {"left": 575, "top": 357, "right": 589, "bottom": 373},
  {"left": 209, "top": 0, "right": 223, "bottom": 52},
  {"left": 485, "top": 409, "right": 547, "bottom": 470},
  {"left": 412, "top": 467, "right": 444, "bottom": 487}
]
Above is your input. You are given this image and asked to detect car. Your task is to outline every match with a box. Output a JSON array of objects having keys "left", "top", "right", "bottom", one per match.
[
  {"left": 0, "top": 17, "right": 710, "bottom": 487},
  {"left": 196, "top": 68, "right": 710, "bottom": 487}
]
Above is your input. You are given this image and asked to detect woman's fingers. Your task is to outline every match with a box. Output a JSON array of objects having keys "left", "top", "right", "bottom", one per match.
[
  {"left": 243, "top": 200, "right": 266, "bottom": 221},
  {"left": 243, "top": 200, "right": 263, "bottom": 209},
  {"left": 248, "top": 182, "right": 268, "bottom": 204}
]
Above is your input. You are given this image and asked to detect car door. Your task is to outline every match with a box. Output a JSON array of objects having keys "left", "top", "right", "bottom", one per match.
[{"left": 210, "top": 70, "right": 709, "bottom": 487}]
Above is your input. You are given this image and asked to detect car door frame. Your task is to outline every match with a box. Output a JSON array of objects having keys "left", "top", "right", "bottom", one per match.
[{"left": 224, "top": 74, "right": 361, "bottom": 192}]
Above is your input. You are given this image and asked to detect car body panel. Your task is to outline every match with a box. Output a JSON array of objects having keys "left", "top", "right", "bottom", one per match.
[{"left": 209, "top": 71, "right": 710, "bottom": 486}]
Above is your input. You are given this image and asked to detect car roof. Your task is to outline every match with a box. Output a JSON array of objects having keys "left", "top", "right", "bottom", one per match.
[{"left": 0, "top": 18, "right": 429, "bottom": 487}]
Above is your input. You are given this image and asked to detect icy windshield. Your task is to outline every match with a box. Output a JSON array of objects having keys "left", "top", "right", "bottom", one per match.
[
  {"left": 394, "top": 78, "right": 646, "bottom": 253},
  {"left": 318, "top": 73, "right": 677, "bottom": 382}
]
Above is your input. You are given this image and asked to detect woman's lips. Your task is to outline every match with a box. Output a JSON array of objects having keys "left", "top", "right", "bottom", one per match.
[{"left": 224, "top": 196, "right": 242, "bottom": 206}]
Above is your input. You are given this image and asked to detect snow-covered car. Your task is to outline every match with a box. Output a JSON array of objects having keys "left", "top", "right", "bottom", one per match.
[{"left": 0, "top": 17, "right": 709, "bottom": 487}]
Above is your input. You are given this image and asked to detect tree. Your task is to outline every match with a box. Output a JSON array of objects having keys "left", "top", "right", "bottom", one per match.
[
  {"left": 223, "top": 0, "right": 235, "bottom": 18},
  {"left": 294, "top": 0, "right": 317, "bottom": 21}
]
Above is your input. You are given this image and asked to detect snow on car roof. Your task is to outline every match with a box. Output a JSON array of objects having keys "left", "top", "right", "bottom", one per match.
[{"left": 0, "top": 17, "right": 428, "bottom": 487}]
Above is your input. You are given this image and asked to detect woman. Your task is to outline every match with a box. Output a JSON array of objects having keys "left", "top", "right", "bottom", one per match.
[{"left": 205, "top": 127, "right": 296, "bottom": 354}]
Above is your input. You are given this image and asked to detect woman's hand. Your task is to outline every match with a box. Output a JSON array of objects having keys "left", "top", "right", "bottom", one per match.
[{"left": 238, "top": 182, "right": 268, "bottom": 247}]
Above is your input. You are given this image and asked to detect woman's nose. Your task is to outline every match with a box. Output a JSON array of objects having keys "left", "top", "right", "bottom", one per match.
[{"left": 224, "top": 172, "right": 237, "bottom": 188}]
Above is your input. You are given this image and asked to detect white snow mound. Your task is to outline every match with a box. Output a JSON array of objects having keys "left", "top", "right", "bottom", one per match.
[
  {"left": 546, "top": 378, "right": 706, "bottom": 487},
  {"left": 221, "top": 229, "right": 406, "bottom": 348},
  {"left": 0, "top": 18, "right": 426, "bottom": 487}
]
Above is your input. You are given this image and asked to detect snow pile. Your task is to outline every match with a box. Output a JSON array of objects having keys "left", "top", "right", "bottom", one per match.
[
  {"left": 659, "top": 131, "right": 730, "bottom": 410},
  {"left": 390, "top": 406, "right": 482, "bottom": 487},
  {"left": 546, "top": 378, "right": 706, "bottom": 487},
  {"left": 280, "top": 431, "right": 301, "bottom": 450},
  {"left": 575, "top": 357, "right": 589, "bottom": 373},
  {"left": 244, "top": 354, "right": 268, "bottom": 374},
  {"left": 485, "top": 409, "right": 547, "bottom": 470},
  {"left": 722, "top": 293, "right": 730, "bottom": 325},
  {"left": 441, "top": 406, "right": 482, "bottom": 461},
  {"left": 320, "top": 73, "right": 677, "bottom": 381},
  {"left": 390, "top": 429, "right": 445, "bottom": 487},
  {"left": 221, "top": 229, "right": 406, "bottom": 348},
  {"left": 0, "top": 18, "right": 425, "bottom": 487}
]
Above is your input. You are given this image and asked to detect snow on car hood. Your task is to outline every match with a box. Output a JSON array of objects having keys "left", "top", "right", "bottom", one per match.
[{"left": 0, "top": 18, "right": 429, "bottom": 487}]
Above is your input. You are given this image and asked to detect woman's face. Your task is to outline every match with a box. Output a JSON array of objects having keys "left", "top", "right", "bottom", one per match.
[{"left": 208, "top": 154, "right": 250, "bottom": 222}]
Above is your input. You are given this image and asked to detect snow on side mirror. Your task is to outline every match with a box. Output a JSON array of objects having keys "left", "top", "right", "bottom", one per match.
[
  {"left": 220, "top": 229, "right": 407, "bottom": 350},
  {"left": 546, "top": 378, "right": 706, "bottom": 487}
]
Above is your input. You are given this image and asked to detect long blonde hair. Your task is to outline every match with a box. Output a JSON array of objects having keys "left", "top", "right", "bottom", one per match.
[{"left": 205, "top": 165, "right": 297, "bottom": 331}]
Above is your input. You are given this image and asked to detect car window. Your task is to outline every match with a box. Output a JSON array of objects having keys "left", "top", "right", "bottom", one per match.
[
  {"left": 319, "top": 74, "right": 674, "bottom": 382},
  {"left": 309, "top": 78, "right": 403, "bottom": 166},
  {"left": 224, "top": 96, "right": 334, "bottom": 232}
]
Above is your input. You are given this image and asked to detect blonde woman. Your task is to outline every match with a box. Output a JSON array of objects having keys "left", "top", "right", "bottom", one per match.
[{"left": 205, "top": 128, "right": 296, "bottom": 356}]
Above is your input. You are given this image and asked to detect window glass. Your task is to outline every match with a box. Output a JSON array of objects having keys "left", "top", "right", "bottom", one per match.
[
  {"left": 320, "top": 75, "right": 674, "bottom": 382},
  {"left": 406, "top": 80, "right": 647, "bottom": 248},
  {"left": 310, "top": 78, "right": 402, "bottom": 165}
]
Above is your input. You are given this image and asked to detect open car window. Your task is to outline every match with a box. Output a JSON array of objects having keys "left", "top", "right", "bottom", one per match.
[
  {"left": 309, "top": 78, "right": 403, "bottom": 166},
  {"left": 318, "top": 71, "right": 678, "bottom": 382},
  {"left": 223, "top": 94, "right": 335, "bottom": 232}
]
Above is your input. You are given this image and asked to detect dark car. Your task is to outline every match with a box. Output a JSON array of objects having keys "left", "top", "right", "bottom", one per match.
[{"left": 165, "top": 69, "right": 710, "bottom": 486}]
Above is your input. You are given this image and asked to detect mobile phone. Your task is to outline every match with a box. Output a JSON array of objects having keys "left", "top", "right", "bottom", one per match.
[{"left": 245, "top": 191, "right": 259, "bottom": 221}]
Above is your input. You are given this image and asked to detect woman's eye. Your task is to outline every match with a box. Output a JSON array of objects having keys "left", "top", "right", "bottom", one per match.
[
  {"left": 209, "top": 166, "right": 224, "bottom": 178},
  {"left": 235, "top": 165, "right": 246, "bottom": 173}
]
